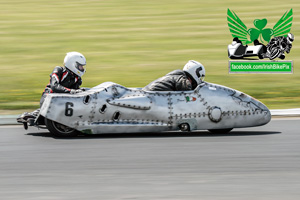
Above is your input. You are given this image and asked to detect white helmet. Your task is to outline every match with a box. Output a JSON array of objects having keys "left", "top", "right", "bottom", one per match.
[
  {"left": 287, "top": 33, "right": 294, "bottom": 44},
  {"left": 64, "top": 52, "right": 86, "bottom": 77},
  {"left": 183, "top": 60, "right": 205, "bottom": 84}
]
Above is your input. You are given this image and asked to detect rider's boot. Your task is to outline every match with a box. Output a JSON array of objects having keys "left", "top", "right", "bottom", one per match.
[{"left": 17, "top": 109, "right": 40, "bottom": 129}]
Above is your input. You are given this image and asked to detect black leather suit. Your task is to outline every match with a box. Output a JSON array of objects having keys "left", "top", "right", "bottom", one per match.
[
  {"left": 40, "top": 66, "right": 82, "bottom": 106},
  {"left": 143, "top": 70, "right": 194, "bottom": 91}
]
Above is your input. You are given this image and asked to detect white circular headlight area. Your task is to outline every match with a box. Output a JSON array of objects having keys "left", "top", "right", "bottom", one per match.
[{"left": 208, "top": 106, "right": 222, "bottom": 123}]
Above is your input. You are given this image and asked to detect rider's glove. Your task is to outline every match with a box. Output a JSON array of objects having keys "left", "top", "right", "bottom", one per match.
[
  {"left": 79, "top": 87, "right": 90, "bottom": 91},
  {"left": 70, "top": 89, "right": 83, "bottom": 94}
]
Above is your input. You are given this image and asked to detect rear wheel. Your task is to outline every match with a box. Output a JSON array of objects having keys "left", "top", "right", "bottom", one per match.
[
  {"left": 45, "top": 118, "right": 78, "bottom": 137},
  {"left": 208, "top": 128, "right": 233, "bottom": 134}
]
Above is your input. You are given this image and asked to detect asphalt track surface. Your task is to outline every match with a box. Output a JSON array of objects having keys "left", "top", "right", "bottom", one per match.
[{"left": 0, "top": 118, "right": 299, "bottom": 200}]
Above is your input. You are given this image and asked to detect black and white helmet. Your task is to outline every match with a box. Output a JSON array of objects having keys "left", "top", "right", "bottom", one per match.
[
  {"left": 64, "top": 52, "right": 86, "bottom": 77},
  {"left": 287, "top": 33, "right": 294, "bottom": 44},
  {"left": 183, "top": 60, "right": 205, "bottom": 84}
]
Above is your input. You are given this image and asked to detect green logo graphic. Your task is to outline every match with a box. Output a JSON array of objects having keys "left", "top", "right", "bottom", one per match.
[{"left": 227, "top": 8, "right": 293, "bottom": 45}]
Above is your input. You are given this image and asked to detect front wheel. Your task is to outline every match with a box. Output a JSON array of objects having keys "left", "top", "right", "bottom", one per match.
[
  {"left": 208, "top": 128, "right": 233, "bottom": 134},
  {"left": 45, "top": 118, "right": 78, "bottom": 137},
  {"left": 269, "top": 48, "right": 281, "bottom": 60}
]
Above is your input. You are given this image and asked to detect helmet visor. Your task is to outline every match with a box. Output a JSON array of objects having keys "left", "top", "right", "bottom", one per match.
[
  {"left": 76, "top": 62, "right": 86, "bottom": 72},
  {"left": 288, "top": 37, "right": 294, "bottom": 43}
]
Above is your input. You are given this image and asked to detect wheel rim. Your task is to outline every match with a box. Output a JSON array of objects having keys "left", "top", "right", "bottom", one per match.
[
  {"left": 51, "top": 121, "right": 74, "bottom": 134},
  {"left": 270, "top": 49, "right": 280, "bottom": 59}
]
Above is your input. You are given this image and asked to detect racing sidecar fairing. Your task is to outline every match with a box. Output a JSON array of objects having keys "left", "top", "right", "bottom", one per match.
[{"left": 38, "top": 81, "right": 271, "bottom": 137}]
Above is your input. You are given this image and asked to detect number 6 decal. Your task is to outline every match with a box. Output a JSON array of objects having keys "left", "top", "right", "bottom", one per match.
[{"left": 65, "top": 102, "right": 74, "bottom": 116}]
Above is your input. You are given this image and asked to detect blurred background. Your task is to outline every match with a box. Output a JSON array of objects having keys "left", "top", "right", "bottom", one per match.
[{"left": 0, "top": 0, "right": 299, "bottom": 114}]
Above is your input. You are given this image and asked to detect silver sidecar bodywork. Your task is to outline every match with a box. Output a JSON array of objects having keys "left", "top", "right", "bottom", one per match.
[{"left": 39, "top": 82, "right": 271, "bottom": 134}]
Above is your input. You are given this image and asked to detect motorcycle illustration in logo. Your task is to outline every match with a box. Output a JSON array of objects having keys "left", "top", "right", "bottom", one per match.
[{"left": 227, "top": 9, "right": 294, "bottom": 60}]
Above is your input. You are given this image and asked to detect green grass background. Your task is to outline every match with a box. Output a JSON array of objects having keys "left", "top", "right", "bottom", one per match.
[{"left": 0, "top": 0, "right": 299, "bottom": 113}]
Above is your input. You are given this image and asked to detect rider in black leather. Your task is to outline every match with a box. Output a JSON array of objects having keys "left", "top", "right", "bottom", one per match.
[
  {"left": 41, "top": 66, "right": 82, "bottom": 106},
  {"left": 266, "top": 33, "right": 294, "bottom": 59},
  {"left": 142, "top": 70, "right": 193, "bottom": 91},
  {"left": 143, "top": 60, "right": 205, "bottom": 91},
  {"left": 17, "top": 52, "right": 87, "bottom": 127},
  {"left": 40, "top": 52, "right": 86, "bottom": 106},
  {"left": 44, "top": 67, "right": 82, "bottom": 93}
]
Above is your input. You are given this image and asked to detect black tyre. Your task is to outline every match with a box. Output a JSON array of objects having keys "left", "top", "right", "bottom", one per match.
[
  {"left": 179, "top": 123, "right": 190, "bottom": 132},
  {"left": 45, "top": 118, "right": 78, "bottom": 137},
  {"left": 258, "top": 54, "right": 264, "bottom": 59},
  {"left": 208, "top": 128, "right": 233, "bottom": 134},
  {"left": 279, "top": 54, "right": 285, "bottom": 59}
]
